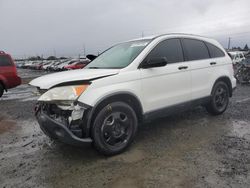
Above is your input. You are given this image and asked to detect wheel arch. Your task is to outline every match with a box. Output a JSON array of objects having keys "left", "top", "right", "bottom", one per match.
[
  {"left": 0, "top": 78, "right": 7, "bottom": 91},
  {"left": 85, "top": 92, "right": 144, "bottom": 137},
  {"left": 212, "top": 76, "right": 233, "bottom": 97}
]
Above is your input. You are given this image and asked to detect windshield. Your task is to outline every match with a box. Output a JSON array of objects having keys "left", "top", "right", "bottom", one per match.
[{"left": 86, "top": 39, "right": 151, "bottom": 69}]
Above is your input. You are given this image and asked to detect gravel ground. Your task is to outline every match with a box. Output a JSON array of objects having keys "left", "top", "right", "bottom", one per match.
[{"left": 0, "top": 69, "right": 250, "bottom": 188}]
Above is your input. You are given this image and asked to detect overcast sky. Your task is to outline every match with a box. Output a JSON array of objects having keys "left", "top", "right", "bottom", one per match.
[{"left": 0, "top": 0, "right": 250, "bottom": 58}]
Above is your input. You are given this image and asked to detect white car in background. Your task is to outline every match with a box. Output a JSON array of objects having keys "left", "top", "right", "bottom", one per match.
[
  {"left": 53, "top": 60, "right": 70, "bottom": 71},
  {"left": 59, "top": 59, "right": 78, "bottom": 70},
  {"left": 54, "top": 59, "right": 75, "bottom": 71},
  {"left": 228, "top": 51, "right": 245, "bottom": 64},
  {"left": 42, "top": 61, "right": 55, "bottom": 70},
  {"left": 30, "top": 34, "right": 236, "bottom": 155}
]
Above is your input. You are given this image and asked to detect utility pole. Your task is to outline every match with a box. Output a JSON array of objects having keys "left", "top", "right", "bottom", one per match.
[
  {"left": 141, "top": 31, "right": 144, "bottom": 38},
  {"left": 83, "top": 43, "right": 86, "bottom": 57},
  {"left": 228, "top": 37, "right": 231, "bottom": 50}
]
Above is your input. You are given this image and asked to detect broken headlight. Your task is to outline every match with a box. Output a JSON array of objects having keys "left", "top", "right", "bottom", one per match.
[
  {"left": 38, "top": 85, "right": 89, "bottom": 102},
  {"left": 38, "top": 85, "right": 90, "bottom": 126}
]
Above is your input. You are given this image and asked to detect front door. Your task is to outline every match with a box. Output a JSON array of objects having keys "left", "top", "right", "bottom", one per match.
[{"left": 140, "top": 38, "right": 192, "bottom": 113}]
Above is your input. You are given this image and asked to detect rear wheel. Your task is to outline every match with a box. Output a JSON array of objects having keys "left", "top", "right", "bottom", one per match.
[
  {"left": 0, "top": 83, "right": 4, "bottom": 97},
  {"left": 206, "top": 81, "right": 229, "bottom": 115},
  {"left": 92, "top": 102, "right": 138, "bottom": 156}
]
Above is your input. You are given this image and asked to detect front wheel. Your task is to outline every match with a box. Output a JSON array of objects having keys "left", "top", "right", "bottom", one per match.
[
  {"left": 206, "top": 81, "right": 229, "bottom": 115},
  {"left": 0, "top": 84, "right": 4, "bottom": 97},
  {"left": 92, "top": 102, "right": 138, "bottom": 156}
]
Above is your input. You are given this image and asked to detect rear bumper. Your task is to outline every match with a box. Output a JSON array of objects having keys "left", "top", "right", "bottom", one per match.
[
  {"left": 232, "top": 85, "right": 237, "bottom": 92},
  {"left": 232, "top": 77, "right": 237, "bottom": 96},
  {"left": 37, "top": 112, "right": 92, "bottom": 146}
]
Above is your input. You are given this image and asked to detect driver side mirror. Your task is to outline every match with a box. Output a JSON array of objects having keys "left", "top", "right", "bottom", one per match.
[
  {"left": 86, "top": 54, "right": 97, "bottom": 61},
  {"left": 141, "top": 57, "right": 168, "bottom": 68}
]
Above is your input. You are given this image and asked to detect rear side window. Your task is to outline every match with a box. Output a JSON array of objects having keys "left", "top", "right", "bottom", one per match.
[
  {"left": 183, "top": 39, "right": 210, "bottom": 61},
  {"left": 146, "top": 38, "right": 184, "bottom": 63},
  {"left": 0, "top": 55, "right": 12, "bottom": 66},
  {"left": 206, "top": 42, "right": 225, "bottom": 58}
]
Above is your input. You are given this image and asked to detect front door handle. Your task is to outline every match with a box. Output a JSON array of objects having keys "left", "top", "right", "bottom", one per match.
[
  {"left": 210, "top": 62, "right": 217, "bottom": 65},
  {"left": 178, "top": 66, "right": 188, "bottom": 70}
]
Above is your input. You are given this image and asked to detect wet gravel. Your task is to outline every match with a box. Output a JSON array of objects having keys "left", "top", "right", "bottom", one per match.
[{"left": 0, "top": 69, "right": 250, "bottom": 188}]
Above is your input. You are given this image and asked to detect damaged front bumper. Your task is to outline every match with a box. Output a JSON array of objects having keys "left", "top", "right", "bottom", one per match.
[{"left": 35, "top": 102, "right": 92, "bottom": 146}]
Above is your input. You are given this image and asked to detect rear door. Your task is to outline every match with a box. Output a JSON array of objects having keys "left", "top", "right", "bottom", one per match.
[
  {"left": 182, "top": 38, "right": 214, "bottom": 100},
  {"left": 0, "top": 55, "right": 18, "bottom": 87},
  {"left": 140, "top": 38, "right": 192, "bottom": 113}
]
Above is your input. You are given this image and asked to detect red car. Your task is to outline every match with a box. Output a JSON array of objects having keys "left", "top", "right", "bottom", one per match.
[
  {"left": 0, "top": 51, "right": 21, "bottom": 97},
  {"left": 64, "top": 60, "right": 90, "bottom": 70}
]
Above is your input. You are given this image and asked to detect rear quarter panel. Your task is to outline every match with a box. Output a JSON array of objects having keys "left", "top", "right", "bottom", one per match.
[{"left": 209, "top": 55, "right": 235, "bottom": 93}]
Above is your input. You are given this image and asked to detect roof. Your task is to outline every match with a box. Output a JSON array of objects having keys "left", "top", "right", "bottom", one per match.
[{"left": 128, "top": 33, "right": 211, "bottom": 42}]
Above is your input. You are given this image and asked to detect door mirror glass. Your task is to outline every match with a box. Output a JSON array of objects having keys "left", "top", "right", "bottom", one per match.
[{"left": 142, "top": 57, "right": 167, "bottom": 68}]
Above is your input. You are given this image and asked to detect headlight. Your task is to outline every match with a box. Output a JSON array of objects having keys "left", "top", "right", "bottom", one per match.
[{"left": 38, "top": 85, "right": 88, "bottom": 102}]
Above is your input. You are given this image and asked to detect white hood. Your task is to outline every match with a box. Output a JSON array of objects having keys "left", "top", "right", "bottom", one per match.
[{"left": 29, "top": 69, "right": 119, "bottom": 89}]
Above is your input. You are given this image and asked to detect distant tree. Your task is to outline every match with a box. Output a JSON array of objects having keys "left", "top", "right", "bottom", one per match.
[
  {"left": 47, "top": 56, "right": 57, "bottom": 60},
  {"left": 59, "top": 57, "right": 67, "bottom": 59},
  {"left": 244, "top": 44, "right": 249, "bottom": 51},
  {"left": 28, "top": 56, "right": 41, "bottom": 61}
]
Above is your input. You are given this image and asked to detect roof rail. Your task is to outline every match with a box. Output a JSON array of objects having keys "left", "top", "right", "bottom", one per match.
[
  {"left": 154, "top": 33, "right": 210, "bottom": 39},
  {"left": 0, "top": 51, "right": 5, "bottom": 54}
]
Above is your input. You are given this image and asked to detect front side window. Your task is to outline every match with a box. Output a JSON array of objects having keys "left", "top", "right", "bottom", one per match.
[
  {"left": 206, "top": 42, "right": 225, "bottom": 58},
  {"left": 145, "top": 38, "right": 184, "bottom": 63},
  {"left": 183, "top": 39, "right": 210, "bottom": 61},
  {"left": 86, "top": 39, "right": 151, "bottom": 69},
  {"left": 0, "top": 55, "right": 12, "bottom": 66}
]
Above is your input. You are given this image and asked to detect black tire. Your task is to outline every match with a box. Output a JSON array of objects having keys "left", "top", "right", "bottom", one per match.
[
  {"left": 91, "top": 102, "right": 138, "bottom": 156},
  {"left": 206, "top": 81, "right": 229, "bottom": 115},
  {"left": 0, "top": 83, "right": 4, "bottom": 97}
]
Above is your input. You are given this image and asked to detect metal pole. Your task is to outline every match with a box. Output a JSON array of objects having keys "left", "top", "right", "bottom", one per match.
[
  {"left": 83, "top": 43, "right": 86, "bottom": 57},
  {"left": 228, "top": 37, "right": 231, "bottom": 50},
  {"left": 141, "top": 31, "right": 144, "bottom": 38}
]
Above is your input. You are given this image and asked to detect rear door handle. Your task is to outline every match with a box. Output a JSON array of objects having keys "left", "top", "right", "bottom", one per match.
[
  {"left": 178, "top": 66, "right": 188, "bottom": 70},
  {"left": 210, "top": 62, "right": 217, "bottom": 65}
]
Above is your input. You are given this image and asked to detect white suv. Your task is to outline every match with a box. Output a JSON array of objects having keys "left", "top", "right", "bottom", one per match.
[{"left": 30, "top": 34, "right": 236, "bottom": 155}]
